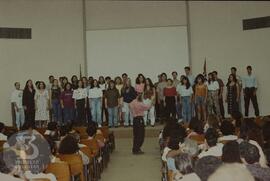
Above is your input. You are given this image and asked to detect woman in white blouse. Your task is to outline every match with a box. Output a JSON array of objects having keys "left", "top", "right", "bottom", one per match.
[
  {"left": 206, "top": 73, "right": 221, "bottom": 118},
  {"left": 72, "top": 80, "right": 87, "bottom": 125},
  {"left": 88, "top": 79, "right": 103, "bottom": 127},
  {"left": 177, "top": 76, "right": 193, "bottom": 123}
]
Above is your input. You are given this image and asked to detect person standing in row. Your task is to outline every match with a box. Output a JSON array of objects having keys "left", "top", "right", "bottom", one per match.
[
  {"left": 88, "top": 79, "right": 103, "bottom": 127},
  {"left": 157, "top": 73, "right": 167, "bottom": 123},
  {"left": 242, "top": 66, "right": 259, "bottom": 117},
  {"left": 50, "top": 79, "right": 62, "bottom": 124},
  {"left": 35, "top": 82, "right": 50, "bottom": 128},
  {"left": 105, "top": 80, "right": 120, "bottom": 128},
  {"left": 206, "top": 73, "right": 221, "bottom": 118},
  {"left": 143, "top": 78, "right": 156, "bottom": 126},
  {"left": 226, "top": 74, "right": 240, "bottom": 116},
  {"left": 213, "top": 71, "right": 225, "bottom": 119},
  {"left": 23, "top": 80, "right": 36, "bottom": 126},
  {"left": 71, "top": 75, "right": 78, "bottom": 90},
  {"left": 184, "top": 66, "right": 195, "bottom": 118},
  {"left": 61, "top": 83, "right": 74, "bottom": 124},
  {"left": 115, "top": 76, "right": 124, "bottom": 126},
  {"left": 135, "top": 74, "right": 146, "bottom": 94},
  {"left": 164, "top": 79, "right": 177, "bottom": 119},
  {"left": 194, "top": 74, "right": 207, "bottom": 122},
  {"left": 11, "top": 82, "right": 25, "bottom": 129},
  {"left": 122, "top": 73, "right": 128, "bottom": 86},
  {"left": 231, "top": 67, "right": 242, "bottom": 113},
  {"left": 121, "top": 78, "right": 137, "bottom": 127},
  {"left": 177, "top": 76, "right": 193, "bottom": 123},
  {"left": 172, "top": 71, "right": 181, "bottom": 121},
  {"left": 72, "top": 80, "right": 87, "bottom": 126},
  {"left": 129, "top": 94, "right": 152, "bottom": 154}
]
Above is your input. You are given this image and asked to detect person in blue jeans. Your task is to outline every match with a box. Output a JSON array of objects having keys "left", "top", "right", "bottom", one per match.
[
  {"left": 88, "top": 79, "right": 103, "bottom": 127},
  {"left": 177, "top": 76, "right": 193, "bottom": 123},
  {"left": 50, "top": 79, "right": 62, "bottom": 124},
  {"left": 121, "top": 78, "right": 137, "bottom": 127},
  {"left": 60, "top": 83, "right": 74, "bottom": 124},
  {"left": 105, "top": 80, "right": 120, "bottom": 128}
]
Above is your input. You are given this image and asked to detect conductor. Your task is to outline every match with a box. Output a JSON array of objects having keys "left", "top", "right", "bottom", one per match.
[{"left": 129, "top": 94, "right": 153, "bottom": 154}]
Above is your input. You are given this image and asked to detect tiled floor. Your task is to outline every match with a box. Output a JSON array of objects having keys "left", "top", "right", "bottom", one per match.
[{"left": 101, "top": 137, "right": 161, "bottom": 181}]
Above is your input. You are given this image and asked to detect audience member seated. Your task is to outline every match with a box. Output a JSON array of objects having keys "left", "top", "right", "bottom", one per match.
[
  {"left": 204, "top": 114, "right": 220, "bottom": 133},
  {"left": 187, "top": 117, "right": 204, "bottom": 138},
  {"left": 172, "top": 153, "right": 200, "bottom": 181},
  {"left": 0, "top": 122, "right": 7, "bottom": 141},
  {"left": 239, "top": 118, "right": 268, "bottom": 167},
  {"left": 194, "top": 156, "right": 222, "bottom": 181},
  {"left": 162, "top": 124, "right": 187, "bottom": 162},
  {"left": 58, "top": 134, "right": 89, "bottom": 165},
  {"left": 239, "top": 141, "right": 270, "bottom": 181},
  {"left": 221, "top": 141, "right": 242, "bottom": 163},
  {"left": 262, "top": 118, "right": 270, "bottom": 149},
  {"left": 44, "top": 122, "right": 59, "bottom": 141},
  {"left": 208, "top": 163, "right": 254, "bottom": 181},
  {"left": 218, "top": 120, "right": 237, "bottom": 142},
  {"left": 86, "top": 122, "right": 105, "bottom": 148},
  {"left": 198, "top": 128, "right": 223, "bottom": 158},
  {"left": 231, "top": 111, "right": 243, "bottom": 128}
]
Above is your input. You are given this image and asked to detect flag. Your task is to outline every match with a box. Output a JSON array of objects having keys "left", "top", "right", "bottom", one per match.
[
  {"left": 79, "top": 64, "right": 82, "bottom": 79},
  {"left": 203, "top": 57, "right": 207, "bottom": 76}
]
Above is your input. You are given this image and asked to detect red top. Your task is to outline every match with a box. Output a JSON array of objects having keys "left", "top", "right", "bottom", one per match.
[{"left": 164, "top": 87, "right": 177, "bottom": 97}]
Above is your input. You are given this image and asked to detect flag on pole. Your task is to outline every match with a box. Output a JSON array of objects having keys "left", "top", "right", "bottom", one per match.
[
  {"left": 79, "top": 64, "right": 82, "bottom": 79},
  {"left": 203, "top": 57, "right": 207, "bottom": 76}
]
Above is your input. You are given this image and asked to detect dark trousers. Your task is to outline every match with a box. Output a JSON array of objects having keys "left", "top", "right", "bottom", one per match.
[
  {"left": 165, "top": 96, "right": 176, "bottom": 119},
  {"left": 132, "top": 117, "right": 145, "bottom": 153},
  {"left": 76, "top": 99, "right": 86, "bottom": 125},
  {"left": 25, "top": 107, "right": 35, "bottom": 127},
  {"left": 219, "top": 97, "right": 225, "bottom": 119},
  {"left": 244, "top": 87, "right": 259, "bottom": 117}
]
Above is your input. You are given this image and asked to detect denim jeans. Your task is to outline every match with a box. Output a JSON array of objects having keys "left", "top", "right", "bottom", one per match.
[
  {"left": 182, "top": 96, "right": 192, "bottom": 123},
  {"left": 15, "top": 108, "right": 25, "bottom": 129},
  {"left": 123, "top": 102, "right": 133, "bottom": 126},
  {"left": 52, "top": 99, "right": 62, "bottom": 123},
  {"left": 90, "top": 98, "right": 102, "bottom": 125},
  {"left": 108, "top": 106, "right": 118, "bottom": 127},
  {"left": 63, "top": 107, "right": 74, "bottom": 124}
]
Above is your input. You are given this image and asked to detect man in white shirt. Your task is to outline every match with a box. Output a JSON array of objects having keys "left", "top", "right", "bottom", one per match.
[
  {"left": 184, "top": 66, "right": 195, "bottom": 86},
  {"left": 242, "top": 65, "right": 259, "bottom": 117},
  {"left": 198, "top": 128, "right": 223, "bottom": 158},
  {"left": 11, "top": 82, "right": 25, "bottom": 129}
]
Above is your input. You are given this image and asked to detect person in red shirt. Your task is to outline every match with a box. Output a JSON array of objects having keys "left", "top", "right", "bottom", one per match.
[
  {"left": 60, "top": 83, "right": 74, "bottom": 124},
  {"left": 129, "top": 94, "right": 152, "bottom": 154},
  {"left": 163, "top": 79, "right": 177, "bottom": 119}
]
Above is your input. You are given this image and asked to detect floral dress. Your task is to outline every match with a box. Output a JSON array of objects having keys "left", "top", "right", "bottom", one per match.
[{"left": 35, "top": 90, "right": 49, "bottom": 120}]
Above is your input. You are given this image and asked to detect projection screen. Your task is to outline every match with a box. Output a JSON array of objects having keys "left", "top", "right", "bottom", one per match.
[{"left": 86, "top": 26, "right": 189, "bottom": 83}]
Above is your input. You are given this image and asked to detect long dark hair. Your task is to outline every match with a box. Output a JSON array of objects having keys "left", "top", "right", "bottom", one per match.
[
  {"left": 144, "top": 78, "right": 154, "bottom": 91},
  {"left": 91, "top": 79, "right": 100, "bottom": 88},
  {"left": 195, "top": 74, "right": 205, "bottom": 85},
  {"left": 226, "top": 74, "right": 237, "bottom": 87},
  {"left": 181, "top": 76, "right": 191, "bottom": 89},
  {"left": 24, "top": 79, "right": 34, "bottom": 91},
  {"left": 136, "top": 74, "right": 146, "bottom": 84}
]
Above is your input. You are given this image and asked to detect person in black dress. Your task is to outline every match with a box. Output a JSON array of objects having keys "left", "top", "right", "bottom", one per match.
[
  {"left": 226, "top": 74, "right": 240, "bottom": 116},
  {"left": 22, "top": 79, "right": 36, "bottom": 126}
]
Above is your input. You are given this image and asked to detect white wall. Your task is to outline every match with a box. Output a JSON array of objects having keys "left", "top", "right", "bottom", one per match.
[
  {"left": 0, "top": 0, "right": 85, "bottom": 125},
  {"left": 189, "top": 1, "right": 270, "bottom": 116},
  {"left": 86, "top": 26, "right": 189, "bottom": 82},
  {"left": 85, "top": 1, "right": 187, "bottom": 30}
]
